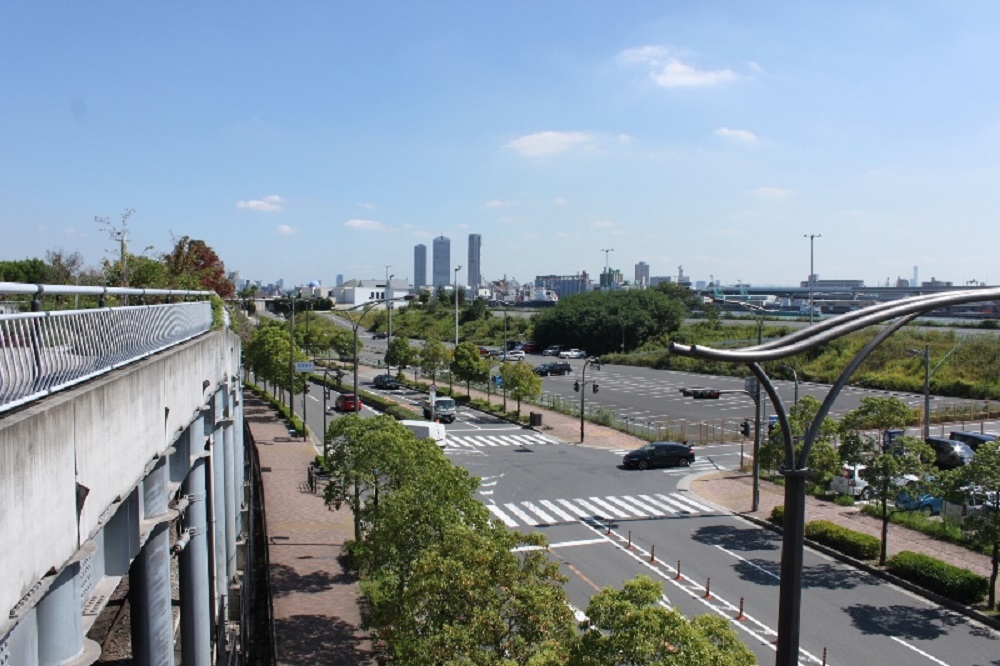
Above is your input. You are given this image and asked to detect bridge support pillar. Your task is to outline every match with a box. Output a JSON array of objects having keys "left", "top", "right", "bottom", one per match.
[
  {"left": 209, "top": 389, "right": 229, "bottom": 621},
  {"left": 223, "top": 388, "right": 238, "bottom": 580},
  {"left": 180, "top": 414, "right": 212, "bottom": 666},
  {"left": 129, "top": 456, "right": 174, "bottom": 666},
  {"left": 37, "top": 561, "right": 85, "bottom": 665}
]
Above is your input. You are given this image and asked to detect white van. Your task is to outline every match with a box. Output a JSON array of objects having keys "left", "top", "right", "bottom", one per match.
[
  {"left": 399, "top": 420, "right": 447, "bottom": 449},
  {"left": 830, "top": 464, "right": 870, "bottom": 499}
]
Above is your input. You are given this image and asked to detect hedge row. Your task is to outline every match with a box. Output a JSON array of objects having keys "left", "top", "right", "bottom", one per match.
[
  {"left": 886, "top": 551, "right": 989, "bottom": 605},
  {"left": 803, "top": 520, "right": 881, "bottom": 560}
]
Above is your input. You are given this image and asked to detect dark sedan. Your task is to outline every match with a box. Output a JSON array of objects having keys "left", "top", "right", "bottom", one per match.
[
  {"left": 373, "top": 374, "right": 401, "bottom": 390},
  {"left": 622, "top": 442, "right": 695, "bottom": 470}
]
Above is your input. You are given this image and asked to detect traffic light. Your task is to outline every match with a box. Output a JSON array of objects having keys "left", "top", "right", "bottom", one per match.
[
  {"left": 691, "top": 389, "right": 721, "bottom": 399},
  {"left": 592, "top": 382, "right": 599, "bottom": 394},
  {"left": 740, "top": 419, "right": 751, "bottom": 437},
  {"left": 573, "top": 380, "right": 580, "bottom": 392}
]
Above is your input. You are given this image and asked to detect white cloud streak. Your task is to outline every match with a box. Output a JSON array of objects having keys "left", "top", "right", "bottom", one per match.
[
  {"left": 506, "top": 131, "right": 593, "bottom": 157},
  {"left": 620, "top": 46, "right": 737, "bottom": 88},
  {"left": 276, "top": 224, "right": 295, "bottom": 235},
  {"left": 716, "top": 127, "right": 757, "bottom": 141},
  {"left": 344, "top": 218, "right": 388, "bottom": 232},
  {"left": 748, "top": 186, "right": 795, "bottom": 199},
  {"left": 235, "top": 194, "right": 284, "bottom": 212}
]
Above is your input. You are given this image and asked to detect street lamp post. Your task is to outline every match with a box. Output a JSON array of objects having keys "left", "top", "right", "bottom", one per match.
[
  {"left": 387, "top": 272, "right": 394, "bottom": 373},
  {"left": 341, "top": 295, "right": 411, "bottom": 415},
  {"left": 578, "top": 357, "right": 602, "bottom": 443},
  {"left": 908, "top": 344, "right": 931, "bottom": 439},
  {"left": 670, "top": 286, "right": 1000, "bottom": 666},
  {"left": 804, "top": 233, "right": 821, "bottom": 325},
  {"left": 600, "top": 248, "right": 614, "bottom": 289},
  {"left": 454, "top": 265, "right": 461, "bottom": 348},
  {"left": 781, "top": 365, "right": 800, "bottom": 406},
  {"left": 287, "top": 290, "right": 299, "bottom": 411}
]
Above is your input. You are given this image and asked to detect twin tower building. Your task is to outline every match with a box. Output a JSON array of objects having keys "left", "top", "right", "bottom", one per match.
[{"left": 414, "top": 234, "right": 481, "bottom": 290}]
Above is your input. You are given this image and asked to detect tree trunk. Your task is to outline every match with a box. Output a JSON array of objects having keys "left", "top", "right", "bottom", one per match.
[
  {"left": 880, "top": 499, "right": 889, "bottom": 566},
  {"left": 353, "top": 480, "right": 361, "bottom": 542},
  {"left": 991, "top": 542, "right": 998, "bottom": 610}
]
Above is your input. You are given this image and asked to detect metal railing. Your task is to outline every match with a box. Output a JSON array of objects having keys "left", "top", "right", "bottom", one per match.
[{"left": 0, "top": 282, "right": 214, "bottom": 414}]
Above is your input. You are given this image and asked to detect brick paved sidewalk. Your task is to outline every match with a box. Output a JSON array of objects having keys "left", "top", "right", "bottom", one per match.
[{"left": 245, "top": 392, "right": 376, "bottom": 666}]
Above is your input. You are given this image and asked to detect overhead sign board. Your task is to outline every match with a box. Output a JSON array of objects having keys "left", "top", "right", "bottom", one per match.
[{"left": 295, "top": 361, "right": 315, "bottom": 373}]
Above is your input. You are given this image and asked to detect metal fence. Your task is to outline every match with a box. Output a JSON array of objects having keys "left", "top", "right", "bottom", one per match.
[{"left": 0, "top": 282, "right": 214, "bottom": 414}]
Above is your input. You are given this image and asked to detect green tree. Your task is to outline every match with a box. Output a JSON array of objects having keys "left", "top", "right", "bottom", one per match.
[
  {"left": 323, "top": 414, "right": 422, "bottom": 541},
  {"left": 499, "top": 361, "right": 543, "bottom": 417},
  {"left": 244, "top": 321, "right": 308, "bottom": 407},
  {"left": 954, "top": 441, "right": 1000, "bottom": 608},
  {"left": 839, "top": 396, "right": 914, "bottom": 462},
  {"left": 418, "top": 338, "right": 451, "bottom": 383},
  {"left": 450, "top": 341, "right": 490, "bottom": 397},
  {"left": 759, "top": 396, "right": 840, "bottom": 484},
  {"left": 0, "top": 258, "right": 52, "bottom": 284},
  {"left": 569, "top": 576, "right": 755, "bottom": 665},
  {"left": 386, "top": 336, "right": 418, "bottom": 376}
]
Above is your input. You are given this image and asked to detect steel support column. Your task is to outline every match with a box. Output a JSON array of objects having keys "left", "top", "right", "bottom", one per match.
[
  {"left": 129, "top": 456, "right": 174, "bottom": 666},
  {"left": 36, "top": 562, "right": 84, "bottom": 665},
  {"left": 209, "top": 389, "right": 229, "bottom": 617},
  {"left": 180, "top": 414, "right": 212, "bottom": 666},
  {"left": 223, "top": 389, "right": 238, "bottom": 579}
]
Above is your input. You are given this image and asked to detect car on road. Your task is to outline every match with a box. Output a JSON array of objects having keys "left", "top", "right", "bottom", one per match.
[
  {"left": 422, "top": 396, "right": 457, "bottom": 423},
  {"left": 622, "top": 442, "right": 695, "bottom": 470},
  {"left": 533, "top": 362, "right": 572, "bottom": 376},
  {"left": 558, "top": 348, "right": 587, "bottom": 359},
  {"left": 541, "top": 345, "right": 563, "bottom": 356},
  {"left": 333, "top": 393, "right": 362, "bottom": 412},
  {"left": 501, "top": 350, "right": 526, "bottom": 361},
  {"left": 371, "top": 331, "right": 388, "bottom": 340},
  {"left": 372, "top": 374, "right": 401, "bottom": 390}
]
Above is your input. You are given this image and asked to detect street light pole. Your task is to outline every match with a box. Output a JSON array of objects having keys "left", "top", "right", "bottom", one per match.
[
  {"left": 578, "top": 357, "right": 601, "bottom": 443},
  {"left": 454, "top": 265, "right": 461, "bottom": 349},
  {"left": 804, "top": 233, "right": 821, "bottom": 325},
  {"left": 600, "top": 248, "right": 614, "bottom": 289},
  {"left": 288, "top": 291, "right": 298, "bottom": 411},
  {"left": 908, "top": 345, "right": 931, "bottom": 439},
  {"left": 387, "top": 272, "right": 394, "bottom": 373}
]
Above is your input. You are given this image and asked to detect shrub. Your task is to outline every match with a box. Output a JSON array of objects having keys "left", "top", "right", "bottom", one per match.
[
  {"left": 804, "top": 520, "right": 880, "bottom": 560},
  {"left": 833, "top": 494, "right": 856, "bottom": 507},
  {"left": 886, "top": 551, "right": 988, "bottom": 605},
  {"left": 769, "top": 505, "right": 784, "bottom": 526}
]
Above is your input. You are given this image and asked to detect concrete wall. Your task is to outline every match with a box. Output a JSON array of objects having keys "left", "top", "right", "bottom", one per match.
[{"left": 0, "top": 329, "right": 241, "bottom": 623}]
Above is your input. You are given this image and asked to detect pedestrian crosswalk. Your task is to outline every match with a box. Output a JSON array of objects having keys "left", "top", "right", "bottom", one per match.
[
  {"left": 445, "top": 432, "right": 561, "bottom": 449},
  {"left": 483, "top": 492, "right": 714, "bottom": 529}
]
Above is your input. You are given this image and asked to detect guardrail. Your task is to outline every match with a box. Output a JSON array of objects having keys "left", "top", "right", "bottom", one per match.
[{"left": 1, "top": 282, "right": 214, "bottom": 414}]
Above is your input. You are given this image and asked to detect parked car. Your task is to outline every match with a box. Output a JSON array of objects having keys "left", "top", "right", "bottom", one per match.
[
  {"left": 518, "top": 341, "right": 540, "bottom": 353},
  {"left": 829, "top": 464, "right": 870, "bottom": 499},
  {"left": 894, "top": 481, "right": 943, "bottom": 515},
  {"left": 925, "top": 437, "right": 974, "bottom": 470},
  {"left": 333, "top": 393, "right": 362, "bottom": 412},
  {"left": 622, "top": 442, "right": 695, "bottom": 470},
  {"left": 541, "top": 345, "right": 563, "bottom": 356},
  {"left": 373, "top": 374, "right": 401, "bottom": 390},
  {"left": 558, "top": 348, "right": 587, "bottom": 359},
  {"left": 501, "top": 350, "right": 526, "bottom": 361},
  {"left": 372, "top": 331, "right": 388, "bottom": 340},
  {"left": 949, "top": 431, "right": 997, "bottom": 452},
  {"left": 533, "top": 362, "right": 572, "bottom": 376},
  {"left": 478, "top": 346, "right": 491, "bottom": 357},
  {"left": 421, "top": 396, "right": 457, "bottom": 423},
  {"left": 941, "top": 486, "right": 999, "bottom": 524}
]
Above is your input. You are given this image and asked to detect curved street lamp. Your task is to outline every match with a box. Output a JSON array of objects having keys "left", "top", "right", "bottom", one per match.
[
  {"left": 339, "top": 294, "right": 412, "bottom": 413},
  {"left": 671, "top": 286, "right": 1000, "bottom": 666}
]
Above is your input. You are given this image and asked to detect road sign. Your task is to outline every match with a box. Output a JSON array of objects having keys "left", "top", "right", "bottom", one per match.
[
  {"left": 295, "top": 361, "right": 315, "bottom": 373},
  {"left": 430, "top": 383, "right": 437, "bottom": 393}
]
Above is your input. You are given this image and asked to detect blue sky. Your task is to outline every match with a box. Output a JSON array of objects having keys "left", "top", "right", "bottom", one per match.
[{"left": 3, "top": 2, "right": 999, "bottom": 290}]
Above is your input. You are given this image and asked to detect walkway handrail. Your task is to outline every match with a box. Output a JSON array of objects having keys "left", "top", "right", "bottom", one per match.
[{"left": 1, "top": 283, "right": 215, "bottom": 414}]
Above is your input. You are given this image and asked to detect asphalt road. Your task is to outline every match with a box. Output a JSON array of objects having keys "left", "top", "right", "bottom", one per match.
[{"left": 445, "top": 428, "right": 1000, "bottom": 666}]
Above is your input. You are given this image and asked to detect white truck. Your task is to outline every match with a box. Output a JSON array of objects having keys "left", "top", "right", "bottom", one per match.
[{"left": 399, "top": 420, "right": 447, "bottom": 449}]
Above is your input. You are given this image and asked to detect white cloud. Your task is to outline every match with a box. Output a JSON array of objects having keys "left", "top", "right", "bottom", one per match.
[
  {"left": 748, "top": 186, "right": 795, "bottom": 199},
  {"left": 62, "top": 226, "right": 86, "bottom": 238},
  {"left": 620, "top": 46, "right": 736, "bottom": 88},
  {"left": 652, "top": 59, "right": 736, "bottom": 87},
  {"left": 484, "top": 199, "right": 517, "bottom": 208},
  {"left": 552, "top": 197, "right": 570, "bottom": 206},
  {"left": 618, "top": 133, "right": 634, "bottom": 143},
  {"left": 344, "top": 218, "right": 388, "bottom": 232},
  {"left": 235, "top": 194, "right": 284, "bottom": 212},
  {"left": 276, "top": 224, "right": 295, "bottom": 235},
  {"left": 506, "top": 131, "right": 593, "bottom": 157},
  {"left": 716, "top": 127, "right": 757, "bottom": 142}
]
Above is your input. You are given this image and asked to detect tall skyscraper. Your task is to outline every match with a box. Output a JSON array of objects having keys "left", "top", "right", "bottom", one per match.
[
  {"left": 414, "top": 244, "right": 427, "bottom": 289},
  {"left": 635, "top": 261, "right": 650, "bottom": 287},
  {"left": 432, "top": 236, "right": 451, "bottom": 287},
  {"left": 467, "top": 234, "right": 482, "bottom": 290}
]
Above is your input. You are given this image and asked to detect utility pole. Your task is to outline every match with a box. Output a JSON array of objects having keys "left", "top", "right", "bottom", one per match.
[
  {"left": 804, "top": 233, "right": 821, "bottom": 325},
  {"left": 601, "top": 248, "right": 614, "bottom": 289}
]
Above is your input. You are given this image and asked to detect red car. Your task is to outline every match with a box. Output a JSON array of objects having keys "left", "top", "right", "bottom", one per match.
[{"left": 333, "top": 393, "right": 362, "bottom": 412}]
